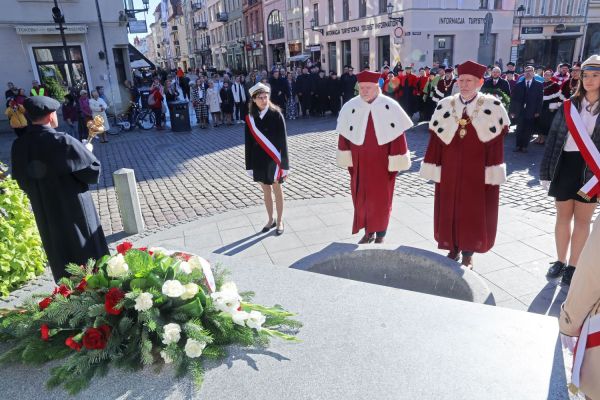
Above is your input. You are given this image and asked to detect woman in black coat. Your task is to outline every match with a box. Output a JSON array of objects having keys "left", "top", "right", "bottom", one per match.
[{"left": 245, "top": 82, "right": 289, "bottom": 235}]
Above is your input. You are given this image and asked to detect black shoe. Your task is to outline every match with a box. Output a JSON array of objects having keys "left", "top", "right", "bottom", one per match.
[
  {"left": 546, "top": 261, "right": 566, "bottom": 278},
  {"left": 561, "top": 266, "right": 576, "bottom": 286},
  {"left": 276, "top": 221, "right": 284, "bottom": 236},
  {"left": 261, "top": 221, "right": 276, "bottom": 233}
]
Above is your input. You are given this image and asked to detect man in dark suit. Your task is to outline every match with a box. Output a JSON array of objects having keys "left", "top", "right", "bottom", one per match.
[
  {"left": 482, "top": 66, "right": 511, "bottom": 97},
  {"left": 509, "top": 65, "right": 543, "bottom": 153}
]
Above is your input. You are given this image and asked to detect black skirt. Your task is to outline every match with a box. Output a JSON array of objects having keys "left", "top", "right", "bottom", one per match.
[{"left": 548, "top": 151, "right": 598, "bottom": 203}]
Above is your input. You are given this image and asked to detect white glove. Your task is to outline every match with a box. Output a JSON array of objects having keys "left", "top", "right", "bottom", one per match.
[
  {"left": 85, "top": 142, "right": 94, "bottom": 152},
  {"left": 540, "top": 180, "right": 550, "bottom": 191}
]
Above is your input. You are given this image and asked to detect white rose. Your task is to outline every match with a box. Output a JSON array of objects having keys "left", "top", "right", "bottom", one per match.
[
  {"left": 210, "top": 290, "right": 241, "bottom": 314},
  {"left": 160, "top": 350, "right": 173, "bottom": 364},
  {"left": 106, "top": 253, "right": 129, "bottom": 278},
  {"left": 134, "top": 292, "right": 153, "bottom": 312},
  {"left": 162, "top": 280, "right": 185, "bottom": 298},
  {"left": 231, "top": 310, "right": 250, "bottom": 326},
  {"left": 162, "top": 323, "right": 181, "bottom": 345},
  {"left": 188, "top": 255, "right": 211, "bottom": 272},
  {"left": 246, "top": 310, "right": 266, "bottom": 331},
  {"left": 184, "top": 339, "right": 206, "bottom": 358},
  {"left": 220, "top": 281, "right": 238, "bottom": 294},
  {"left": 180, "top": 282, "right": 199, "bottom": 300},
  {"left": 177, "top": 261, "right": 192, "bottom": 274}
]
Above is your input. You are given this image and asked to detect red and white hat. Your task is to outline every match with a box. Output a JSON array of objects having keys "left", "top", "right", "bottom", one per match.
[{"left": 356, "top": 70, "right": 381, "bottom": 84}]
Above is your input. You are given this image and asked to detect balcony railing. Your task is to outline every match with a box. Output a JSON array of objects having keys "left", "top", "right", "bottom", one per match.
[
  {"left": 194, "top": 21, "right": 207, "bottom": 30},
  {"left": 216, "top": 12, "right": 228, "bottom": 22}
]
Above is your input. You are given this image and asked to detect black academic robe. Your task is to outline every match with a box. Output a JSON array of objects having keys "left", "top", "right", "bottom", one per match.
[
  {"left": 245, "top": 108, "right": 289, "bottom": 185},
  {"left": 11, "top": 124, "right": 109, "bottom": 282}
]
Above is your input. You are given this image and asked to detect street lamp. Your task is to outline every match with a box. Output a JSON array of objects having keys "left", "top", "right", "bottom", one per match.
[
  {"left": 516, "top": 5, "right": 525, "bottom": 72},
  {"left": 51, "top": 1, "right": 75, "bottom": 96},
  {"left": 386, "top": 3, "right": 404, "bottom": 26},
  {"left": 310, "top": 18, "right": 323, "bottom": 35}
]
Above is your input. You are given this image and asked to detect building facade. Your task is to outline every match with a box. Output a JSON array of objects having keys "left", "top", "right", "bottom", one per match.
[
  {"left": 189, "top": 0, "right": 211, "bottom": 69},
  {"left": 513, "top": 0, "right": 589, "bottom": 68},
  {"left": 304, "top": 0, "right": 515, "bottom": 74},
  {"left": 0, "top": 0, "right": 131, "bottom": 116},
  {"left": 243, "top": 0, "right": 267, "bottom": 71},
  {"left": 263, "top": 0, "right": 304, "bottom": 67},
  {"left": 582, "top": 0, "right": 598, "bottom": 59}
]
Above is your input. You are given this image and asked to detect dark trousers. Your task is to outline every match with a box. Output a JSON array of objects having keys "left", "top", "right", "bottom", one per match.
[
  {"left": 152, "top": 108, "right": 163, "bottom": 128},
  {"left": 330, "top": 96, "right": 341, "bottom": 116},
  {"left": 299, "top": 93, "right": 310, "bottom": 116},
  {"left": 515, "top": 116, "right": 536, "bottom": 148}
]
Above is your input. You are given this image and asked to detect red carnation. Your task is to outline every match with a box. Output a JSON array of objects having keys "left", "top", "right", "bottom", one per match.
[
  {"left": 179, "top": 253, "right": 192, "bottom": 261},
  {"left": 40, "top": 324, "right": 50, "bottom": 341},
  {"left": 53, "top": 284, "right": 71, "bottom": 298},
  {"left": 75, "top": 278, "right": 88, "bottom": 292},
  {"left": 116, "top": 241, "right": 133, "bottom": 255},
  {"left": 39, "top": 297, "right": 53, "bottom": 310},
  {"left": 82, "top": 325, "right": 111, "bottom": 350},
  {"left": 104, "top": 287, "right": 125, "bottom": 315},
  {"left": 65, "top": 336, "right": 82, "bottom": 351}
]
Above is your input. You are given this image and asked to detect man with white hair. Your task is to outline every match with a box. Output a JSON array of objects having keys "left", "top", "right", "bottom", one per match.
[
  {"left": 419, "top": 61, "right": 510, "bottom": 269},
  {"left": 336, "top": 70, "right": 413, "bottom": 244},
  {"left": 482, "top": 66, "right": 511, "bottom": 97}
]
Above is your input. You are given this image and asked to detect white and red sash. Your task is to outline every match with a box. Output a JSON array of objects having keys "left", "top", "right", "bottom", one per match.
[
  {"left": 246, "top": 115, "right": 288, "bottom": 181},
  {"left": 571, "top": 313, "right": 600, "bottom": 391},
  {"left": 563, "top": 99, "right": 600, "bottom": 200}
]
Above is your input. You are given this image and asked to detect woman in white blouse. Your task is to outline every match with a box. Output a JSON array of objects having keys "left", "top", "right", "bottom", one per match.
[
  {"left": 540, "top": 55, "right": 600, "bottom": 286},
  {"left": 88, "top": 89, "right": 110, "bottom": 143}
]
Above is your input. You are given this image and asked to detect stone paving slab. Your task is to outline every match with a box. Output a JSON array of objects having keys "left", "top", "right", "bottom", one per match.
[{"left": 114, "top": 196, "right": 567, "bottom": 317}]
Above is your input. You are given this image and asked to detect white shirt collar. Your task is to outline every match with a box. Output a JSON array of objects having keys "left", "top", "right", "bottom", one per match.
[{"left": 259, "top": 106, "right": 269, "bottom": 119}]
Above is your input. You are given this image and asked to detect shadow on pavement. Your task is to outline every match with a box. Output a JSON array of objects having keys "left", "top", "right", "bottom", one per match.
[{"left": 527, "top": 282, "right": 567, "bottom": 317}]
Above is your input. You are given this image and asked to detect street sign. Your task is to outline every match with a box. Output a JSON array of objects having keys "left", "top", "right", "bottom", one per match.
[
  {"left": 510, "top": 46, "right": 518, "bottom": 63},
  {"left": 129, "top": 20, "right": 147, "bottom": 34},
  {"left": 394, "top": 26, "right": 404, "bottom": 38}
]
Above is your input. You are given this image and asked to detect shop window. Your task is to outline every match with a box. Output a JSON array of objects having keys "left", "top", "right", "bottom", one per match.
[
  {"left": 328, "top": 42, "right": 337, "bottom": 74},
  {"left": 433, "top": 35, "right": 453, "bottom": 67},
  {"left": 342, "top": 40, "right": 352, "bottom": 68},
  {"left": 359, "top": 38, "right": 370, "bottom": 70},
  {"left": 377, "top": 36, "right": 390, "bottom": 70},
  {"left": 32, "top": 46, "right": 88, "bottom": 101}
]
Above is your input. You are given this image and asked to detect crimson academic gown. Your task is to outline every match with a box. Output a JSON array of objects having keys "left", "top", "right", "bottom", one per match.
[
  {"left": 338, "top": 114, "right": 409, "bottom": 234},
  {"left": 420, "top": 92, "right": 509, "bottom": 253}
]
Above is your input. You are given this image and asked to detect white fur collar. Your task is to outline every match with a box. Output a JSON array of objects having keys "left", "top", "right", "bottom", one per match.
[
  {"left": 337, "top": 94, "right": 413, "bottom": 145},
  {"left": 429, "top": 92, "right": 510, "bottom": 145}
]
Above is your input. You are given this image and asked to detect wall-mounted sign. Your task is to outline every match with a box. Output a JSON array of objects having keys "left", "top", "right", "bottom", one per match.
[
  {"left": 521, "top": 26, "right": 543, "bottom": 34},
  {"left": 325, "top": 20, "right": 400, "bottom": 37},
  {"left": 309, "top": 46, "right": 321, "bottom": 52},
  {"left": 439, "top": 17, "right": 487, "bottom": 25},
  {"left": 15, "top": 24, "right": 88, "bottom": 35},
  {"left": 394, "top": 26, "right": 404, "bottom": 38},
  {"left": 129, "top": 21, "right": 148, "bottom": 34}
]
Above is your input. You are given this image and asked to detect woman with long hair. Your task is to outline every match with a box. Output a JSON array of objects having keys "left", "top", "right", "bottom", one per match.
[
  {"left": 540, "top": 55, "right": 600, "bottom": 286},
  {"left": 245, "top": 83, "right": 289, "bottom": 235}
]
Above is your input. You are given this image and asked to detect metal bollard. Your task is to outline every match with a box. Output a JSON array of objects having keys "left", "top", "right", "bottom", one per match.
[{"left": 112, "top": 168, "right": 145, "bottom": 234}]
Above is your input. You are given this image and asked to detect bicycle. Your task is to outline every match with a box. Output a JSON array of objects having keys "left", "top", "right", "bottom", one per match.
[{"left": 106, "top": 102, "right": 155, "bottom": 134}]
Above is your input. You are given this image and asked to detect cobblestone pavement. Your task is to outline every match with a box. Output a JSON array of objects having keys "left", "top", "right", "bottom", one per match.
[{"left": 0, "top": 115, "right": 552, "bottom": 237}]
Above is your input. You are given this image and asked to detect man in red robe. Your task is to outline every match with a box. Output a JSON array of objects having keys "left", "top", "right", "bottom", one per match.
[
  {"left": 336, "top": 70, "right": 413, "bottom": 244},
  {"left": 419, "top": 61, "right": 509, "bottom": 268}
]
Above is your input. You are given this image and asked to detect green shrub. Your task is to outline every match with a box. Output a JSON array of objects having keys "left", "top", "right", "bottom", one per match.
[{"left": 0, "top": 163, "right": 46, "bottom": 296}]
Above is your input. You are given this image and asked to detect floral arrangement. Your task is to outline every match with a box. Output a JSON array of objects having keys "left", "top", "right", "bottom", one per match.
[
  {"left": 480, "top": 87, "right": 511, "bottom": 109},
  {"left": 0, "top": 242, "right": 300, "bottom": 395},
  {"left": 0, "top": 162, "right": 46, "bottom": 296}
]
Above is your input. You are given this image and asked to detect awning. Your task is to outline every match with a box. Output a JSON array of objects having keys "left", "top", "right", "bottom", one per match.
[
  {"left": 288, "top": 54, "right": 310, "bottom": 62},
  {"left": 128, "top": 44, "right": 155, "bottom": 69}
]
